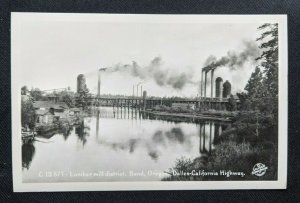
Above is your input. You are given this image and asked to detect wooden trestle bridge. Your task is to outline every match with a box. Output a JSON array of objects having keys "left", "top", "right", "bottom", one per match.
[{"left": 89, "top": 96, "right": 235, "bottom": 111}]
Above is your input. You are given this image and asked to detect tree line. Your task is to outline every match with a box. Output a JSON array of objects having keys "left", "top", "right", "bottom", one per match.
[{"left": 237, "top": 23, "right": 278, "bottom": 119}]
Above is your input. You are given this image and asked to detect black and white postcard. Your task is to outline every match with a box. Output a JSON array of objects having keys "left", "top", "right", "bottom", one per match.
[{"left": 11, "top": 13, "right": 287, "bottom": 191}]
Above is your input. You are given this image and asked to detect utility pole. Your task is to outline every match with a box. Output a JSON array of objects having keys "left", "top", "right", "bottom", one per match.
[{"left": 97, "top": 70, "right": 101, "bottom": 98}]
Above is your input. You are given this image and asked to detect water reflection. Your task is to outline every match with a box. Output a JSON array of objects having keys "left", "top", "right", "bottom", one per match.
[
  {"left": 37, "top": 126, "right": 73, "bottom": 140},
  {"left": 166, "top": 128, "right": 185, "bottom": 143},
  {"left": 93, "top": 107, "right": 226, "bottom": 158},
  {"left": 22, "top": 106, "right": 229, "bottom": 181},
  {"left": 62, "top": 126, "right": 72, "bottom": 141},
  {"left": 199, "top": 122, "right": 223, "bottom": 155},
  {"left": 75, "top": 121, "right": 90, "bottom": 146},
  {"left": 22, "top": 142, "right": 35, "bottom": 170},
  {"left": 97, "top": 107, "right": 144, "bottom": 120}
]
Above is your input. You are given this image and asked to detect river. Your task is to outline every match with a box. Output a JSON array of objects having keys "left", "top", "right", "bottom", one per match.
[{"left": 22, "top": 107, "right": 227, "bottom": 182}]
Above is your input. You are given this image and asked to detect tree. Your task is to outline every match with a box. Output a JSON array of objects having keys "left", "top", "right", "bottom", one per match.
[
  {"left": 240, "top": 24, "right": 278, "bottom": 114},
  {"left": 256, "top": 23, "right": 278, "bottom": 98},
  {"left": 236, "top": 92, "right": 251, "bottom": 111},
  {"left": 227, "top": 95, "right": 237, "bottom": 111},
  {"left": 30, "top": 88, "right": 43, "bottom": 101},
  {"left": 21, "top": 86, "right": 28, "bottom": 95},
  {"left": 54, "top": 90, "right": 75, "bottom": 107},
  {"left": 21, "top": 99, "right": 36, "bottom": 129},
  {"left": 75, "top": 88, "right": 91, "bottom": 110},
  {"left": 243, "top": 67, "right": 266, "bottom": 110},
  {"left": 245, "top": 67, "right": 263, "bottom": 98},
  {"left": 256, "top": 23, "right": 278, "bottom": 116},
  {"left": 62, "top": 93, "right": 75, "bottom": 108}
]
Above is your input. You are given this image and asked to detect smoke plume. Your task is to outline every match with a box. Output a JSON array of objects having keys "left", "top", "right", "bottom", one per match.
[
  {"left": 100, "top": 57, "right": 195, "bottom": 90},
  {"left": 203, "top": 40, "right": 260, "bottom": 72}
]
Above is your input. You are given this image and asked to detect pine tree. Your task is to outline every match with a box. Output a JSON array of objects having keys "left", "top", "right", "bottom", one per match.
[
  {"left": 256, "top": 23, "right": 278, "bottom": 117},
  {"left": 256, "top": 23, "right": 278, "bottom": 98},
  {"left": 76, "top": 88, "right": 91, "bottom": 110},
  {"left": 244, "top": 66, "right": 263, "bottom": 98},
  {"left": 21, "top": 86, "right": 28, "bottom": 95}
]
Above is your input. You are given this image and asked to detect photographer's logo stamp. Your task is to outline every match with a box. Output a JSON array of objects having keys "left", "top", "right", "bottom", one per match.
[{"left": 251, "top": 163, "right": 268, "bottom": 176}]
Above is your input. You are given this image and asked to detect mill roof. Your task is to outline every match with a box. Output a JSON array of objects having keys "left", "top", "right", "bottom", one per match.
[
  {"left": 35, "top": 109, "right": 53, "bottom": 115},
  {"left": 70, "top": 107, "right": 81, "bottom": 112}
]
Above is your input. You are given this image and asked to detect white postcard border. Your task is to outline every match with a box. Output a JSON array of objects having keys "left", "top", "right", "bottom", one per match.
[{"left": 11, "top": 13, "right": 287, "bottom": 192}]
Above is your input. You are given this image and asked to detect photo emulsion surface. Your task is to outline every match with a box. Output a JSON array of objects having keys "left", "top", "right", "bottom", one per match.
[{"left": 12, "top": 14, "right": 287, "bottom": 191}]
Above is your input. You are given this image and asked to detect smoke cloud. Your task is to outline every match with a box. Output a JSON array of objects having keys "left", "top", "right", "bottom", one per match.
[
  {"left": 203, "top": 40, "right": 260, "bottom": 72},
  {"left": 100, "top": 57, "right": 195, "bottom": 90}
]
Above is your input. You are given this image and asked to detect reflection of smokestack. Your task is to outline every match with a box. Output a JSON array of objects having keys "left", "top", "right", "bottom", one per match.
[
  {"left": 96, "top": 110, "right": 99, "bottom": 137},
  {"left": 97, "top": 70, "right": 101, "bottom": 97}
]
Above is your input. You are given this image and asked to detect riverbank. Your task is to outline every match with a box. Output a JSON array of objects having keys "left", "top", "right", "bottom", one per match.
[
  {"left": 142, "top": 110, "right": 233, "bottom": 122},
  {"left": 35, "top": 114, "right": 84, "bottom": 136},
  {"left": 163, "top": 111, "right": 278, "bottom": 181}
]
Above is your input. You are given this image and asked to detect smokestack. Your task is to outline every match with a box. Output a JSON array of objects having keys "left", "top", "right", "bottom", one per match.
[
  {"left": 204, "top": 71, "right": 208, "bottom": 97},
  {"left": 133, "top": 85, "right": 135, "bottom": 97},
  {"left": 200, "top": 70, "right": 203, "bottom": 97},
  {"left": 143, "top": 90, "right": 147, "bottom": 110},
  {"left": 140, "top": 85, "right": 142, "bottom": 98},
  {"left": 136, "top": 84, "right": 139, "bottom": 97},
  {"left": 97, "top": 70, "right": 101, "bottom": 97},
  {"left": 211, "top": 69, "right": 214, "bottom": 98}
]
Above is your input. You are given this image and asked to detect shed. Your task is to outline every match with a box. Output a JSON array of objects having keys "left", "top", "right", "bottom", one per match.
[{"left": 35, "top": 109, "right": 54, "bottom": 125}]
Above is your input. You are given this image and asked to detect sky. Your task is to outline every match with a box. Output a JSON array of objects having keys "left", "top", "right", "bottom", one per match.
[{"left": 15, "top": 14, "right": 265, "bottom": 97}]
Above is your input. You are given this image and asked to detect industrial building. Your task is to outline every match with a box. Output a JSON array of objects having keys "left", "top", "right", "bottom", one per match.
[
  {"left": 201, "top": 67, "right": 232, "bottom": 99},
  {"left": 77, "top": 74, "right": 87, "bottom": 93}
]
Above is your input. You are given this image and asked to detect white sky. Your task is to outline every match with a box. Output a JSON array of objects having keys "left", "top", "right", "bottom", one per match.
[{"left": 14, "top": 14, "right": 267, "bottom": 97}]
